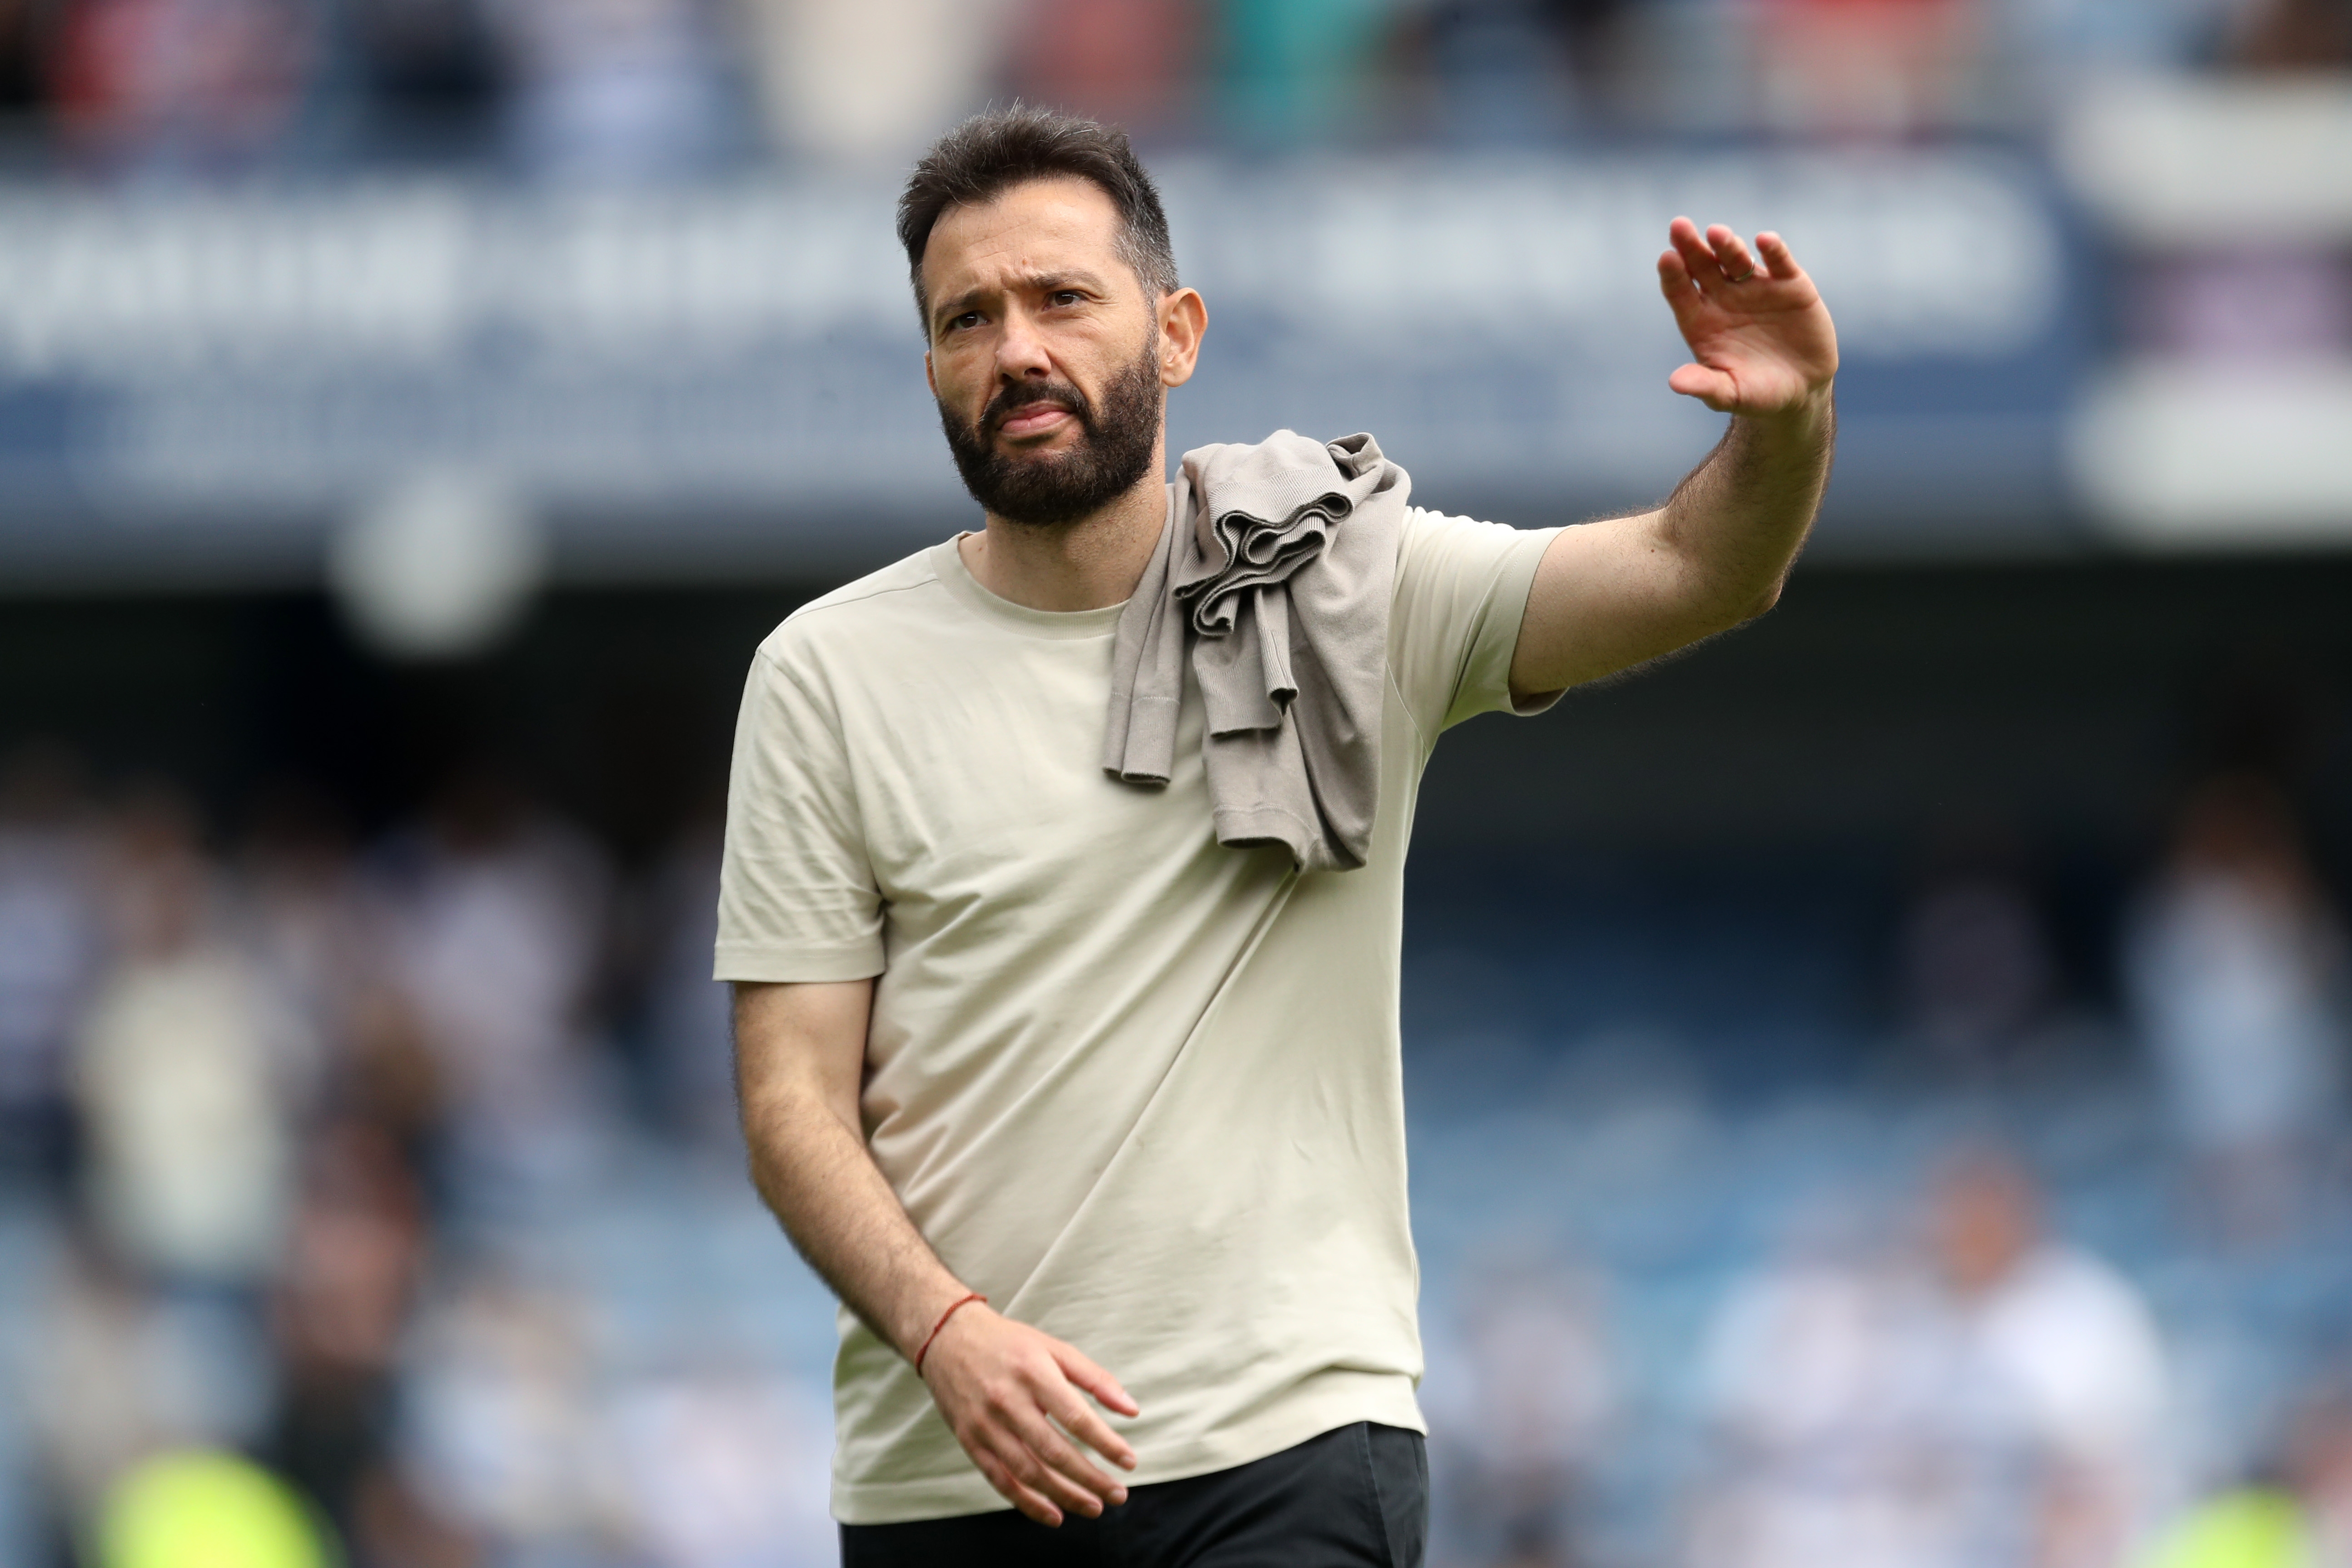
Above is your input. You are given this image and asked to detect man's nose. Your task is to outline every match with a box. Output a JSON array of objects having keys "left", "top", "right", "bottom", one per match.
[{"left": 994, "top": 305, "right": 1054, "bottom": 380}]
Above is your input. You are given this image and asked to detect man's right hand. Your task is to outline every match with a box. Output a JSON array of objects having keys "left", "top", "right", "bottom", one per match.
[
  {"left": 733, "top": 981, "right": 1139, "bottom": 1528},
  {"left": 918, "top": 1303, "right": 1140, "bottom": 1526}
]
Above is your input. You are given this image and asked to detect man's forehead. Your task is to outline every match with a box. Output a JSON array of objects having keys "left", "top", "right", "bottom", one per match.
[{"left": 921, "top": 176, "right": 1125, "bottom": 297}]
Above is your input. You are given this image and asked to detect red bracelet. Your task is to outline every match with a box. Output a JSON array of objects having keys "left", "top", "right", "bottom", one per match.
[{"left": 913, "top": 1292, "right": 987, "bottom": 1375}]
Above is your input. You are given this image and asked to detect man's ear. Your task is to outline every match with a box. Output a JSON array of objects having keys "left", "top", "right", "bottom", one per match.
[
  {"left": 924, "top": 351, "right": 937, "bottom": 398},
  {"left": 1158, "top": 288, "right": 1208, "bottom": 389}
]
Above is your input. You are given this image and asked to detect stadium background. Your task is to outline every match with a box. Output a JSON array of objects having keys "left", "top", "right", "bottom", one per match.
[{"left": 2, "top": 0, "right": 2350, "bottom": 1564}]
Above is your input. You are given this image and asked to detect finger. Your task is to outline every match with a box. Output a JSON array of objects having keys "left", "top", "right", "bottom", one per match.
[
  {"left": 1002, "top": 1412, "right": 1120, "bottom": 1517},
  {"left": 1018, "top": 1397, "right": 1127, "bottom": 1497},
  {"left": 1669, "top": 361, "right": 1737, "bottom": 409},
  {"left": 1755, "top": 231, "right": 1802, "bottom": 282},
  {"left": 1657, "top": 251, "right": 1717, "bottom": 341},
  {"left": 1053, "top": 1345, "right": 1140, "bottom": 1421},
  {"left": 1048, "top": 1385, "right": 1139, "bottom": 1473},
  {"left": 972, "top": 1447, "right": 1066, "bottom": 1528},
  {"left": 1657, "top": 248, "right": 1696, "bottom": 299},
  {"left": 988, "top": 1424, "right": 1101, "bottom": 1520},
  {"left": 1708, "top": 224, "right": 1759, "bottom": 284},
  {"left": 1668, "top": 216, "right": 1725, "bottom": 288},
  {"left": 1016, "top": 1401, "right": 1124, "bottom": 1514}
]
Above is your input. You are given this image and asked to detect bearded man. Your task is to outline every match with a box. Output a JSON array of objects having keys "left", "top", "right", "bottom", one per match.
[{"left": 720, "top": 106, "right": 1839, "bottom": 1567}]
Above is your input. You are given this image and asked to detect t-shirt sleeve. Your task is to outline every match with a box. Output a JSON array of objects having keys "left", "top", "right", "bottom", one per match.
[
  {"left": 713, "top": 639, "right": 887, "bottom": 983},
  {"left": 1388, "top": 507, "right": 1564, "bottom": 743}
]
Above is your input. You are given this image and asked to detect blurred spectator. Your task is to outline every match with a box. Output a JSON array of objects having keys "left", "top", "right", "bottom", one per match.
[
  {"left": 0, "top": 0, "right": 41, "bottom": 114},
  {"left": 1897, "top": 854, "right": 2061, "bottom": 1072},
  {"left": 1920, "top": 1148, "right": 2171, "bottom": 1568},
  {"left": 259, "top": 1118, "right": 430, "bottom": 1550},
  {"left": 1691, "top": 1199, "right": 1949, "bottom": 1568},
  {"left": 401, "top": 1273, "right": 613, "bottom": 1554},
  {"left": 2296, "top": 1386, "right": 2352, "bottom": 1568},
  {"left": 636, "top": 813, "right": 736, "bottom": 1143},
  {"left": 2228, "top": 0, "right": 2352, "bottom": 68},
  {"left": 1744, "top": 0, "right": 1986, "bottom": 136},
  {"left": 1694, "top": 1153, "right": 2169, "bottom": 1568},
  {"left": 2123, "top": 775, "right": 2349, "bottom": 1242},
  {"left": 74, "top": 786, "right": 308, "bottom": 1287},
  {"left": 489, "top": 0, "right": 736, "bottom": 180},
  {"left": 343, "top": 0, "right": 505, "bottom": 157},
  {"left": 1213, "top": 0, "right": 1396, "bottom": 144},
  {"left": 234, "top": 782, "right": 373, "bottom": 1076},
  {"left": 1001, "top": 0, "right": 1201, "bottom": 139},
  {"left": 337, "top": 980, "right": 454, "bottom": 1199},
  {"left": 2145, "top": 1383, "right": 2352, "bottom": 1568},
  {"left": 1425, "top": 1244, "right": 1616, "bottom": 1567},
  {"left": 0, "top": 741, "right": 104, "bottom": 1187},
  {"left": 2310, "top": 1392, "right": 2352, "bottom": 1568},
  {"left": 734, "top": 0, "right": 1009, "bottom": 163},
  {"left": 1990, "top": 0, "right": 2238, "bottom": 99},
  {"left": 1402, "top": 0, "right": 1624, "bottom": 142},
  {"left": 28, "top": 1228, "right": 276, "bottom": 1554},
  {"left": 94, "top": 1448, "right": 333, "bottom": 1568},
  {"left": 604, "top": 1357, "right": 835, "bottom": 1567},
  {"left": 2145, "top": 1490, "right": 2308, "bottom": 1568},
  {"left": 46, "top": 0, "right": 322, "bottom": 169},
  {"left": 376, "top": 768, "right": 611, "bottom": 1189}
]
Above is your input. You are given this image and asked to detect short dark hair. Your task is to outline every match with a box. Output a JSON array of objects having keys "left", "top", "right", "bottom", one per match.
[{"left": 897, "top": 105, "right": 1180, "bottom": 334}]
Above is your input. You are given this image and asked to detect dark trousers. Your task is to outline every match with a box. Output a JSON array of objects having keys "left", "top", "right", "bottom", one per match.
[{"left": 840, "top": 1421, "right": 1427, "bottom": 1568}]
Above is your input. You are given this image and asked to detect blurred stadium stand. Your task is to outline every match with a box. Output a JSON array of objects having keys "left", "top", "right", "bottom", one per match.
[{"left": 2, "top": 1, "right": 2351, "bottom": 1566}]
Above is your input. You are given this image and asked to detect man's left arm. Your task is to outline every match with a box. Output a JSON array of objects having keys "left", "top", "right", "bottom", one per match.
[{"left": 1509, "top": 219, "right": 1840, "bottom": 702}]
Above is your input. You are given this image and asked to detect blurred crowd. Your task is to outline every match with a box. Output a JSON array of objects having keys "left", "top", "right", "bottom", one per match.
[
  {"left": 1424, "top": 1136, "right": 2352, "bottom": 1568},
  {"left": 1, "top": 721, "right": 2348, "bottom": 1568},
  {"left": 0, "top": 739, "right": 830, "bottom": 1567},
  {"left": 1412, "top": 762, "right": 2352, "bottom": 1568},
  {"left": 0, "top": 0, "right": 2340, "bottom": 175}
]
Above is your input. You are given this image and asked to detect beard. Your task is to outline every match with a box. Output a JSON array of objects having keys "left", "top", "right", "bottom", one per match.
[{"left": 938, "top": 340, "right": 1164, "bottom": 528}]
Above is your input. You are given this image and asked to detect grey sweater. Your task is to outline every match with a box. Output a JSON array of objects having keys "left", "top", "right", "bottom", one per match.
[{"left": 1102, "top": 430, "right": 1409, "bottom": 873}]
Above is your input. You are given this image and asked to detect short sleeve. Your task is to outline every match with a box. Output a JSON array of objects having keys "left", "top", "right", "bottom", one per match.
[
  {"left": 1388, "top": 508, "right": 1563, "bottom": 743},
  {"left": 713, "top": 642, "right": 886, "bottom": 983}
]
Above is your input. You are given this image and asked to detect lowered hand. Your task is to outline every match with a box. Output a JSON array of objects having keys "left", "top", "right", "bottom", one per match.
[{"left": 919, "top": 1302, "right": 1140, "bottom": 1527}]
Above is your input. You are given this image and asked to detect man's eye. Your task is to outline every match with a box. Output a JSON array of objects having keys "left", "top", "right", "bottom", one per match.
[
  {"left": 1049, "top": 291, "right": 1084, "bottom": 307},
  {"left": 951, "top": 312, "right": 982, "bottom": 330}
]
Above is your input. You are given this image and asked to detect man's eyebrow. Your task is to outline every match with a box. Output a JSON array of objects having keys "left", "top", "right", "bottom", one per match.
[
  {"left": 930, "top": 270, "right": 1112, "bottom": 331},
  {"left": 1018, "top": 270, "right": 1108, "bottom": 296}
]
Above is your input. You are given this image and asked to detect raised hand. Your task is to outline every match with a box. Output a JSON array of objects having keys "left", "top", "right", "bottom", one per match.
[
  {"left": 919, "top": 1303, "right": 1140, "bottom": 1527},
  {"left": 1657, "top": 218, "right": 1839, "bottom": 419}
]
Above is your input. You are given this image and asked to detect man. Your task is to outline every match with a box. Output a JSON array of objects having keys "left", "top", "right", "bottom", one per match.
[
  {"left": 1692, "top": 1152, "right": 2169, "bottom": 1568},
  {"left": 1921, "top": 1149, "right": 2169, "bottom": 1568},
  {"left": 721, "top": 106, "right": 1836, "bottom": 1565}
]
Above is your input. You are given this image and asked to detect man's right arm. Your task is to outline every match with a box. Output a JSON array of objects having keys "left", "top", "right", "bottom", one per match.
[{"left": 732, "top": 979, "right": 1140, "bottom": 1525}]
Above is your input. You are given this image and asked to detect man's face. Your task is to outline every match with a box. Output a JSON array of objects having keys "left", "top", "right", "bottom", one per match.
[
  {"left": 1929, "top": 1159, "right": 2038, "bottom": 1296},
  {"left": 921, "top": 177, "right": 1169, "bottom": 527}
]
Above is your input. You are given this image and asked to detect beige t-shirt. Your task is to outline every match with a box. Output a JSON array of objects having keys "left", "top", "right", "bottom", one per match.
[{"left": 716, "top": 505, "right": 1560, "bottom": 1524}]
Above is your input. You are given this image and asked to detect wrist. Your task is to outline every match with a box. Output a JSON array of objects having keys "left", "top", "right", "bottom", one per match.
[
  {"left": 910, "top": 1290, "right": 989, "bottom": 1374},
  {"left": 1741, "top": 383, "right": 1835, "bottom": 433},
  {"left": 895, "top": 1281, "right": 978, "bottom": 1362}
]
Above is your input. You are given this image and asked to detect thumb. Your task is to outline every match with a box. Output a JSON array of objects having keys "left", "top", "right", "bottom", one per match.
[{"left": 1669, "top": 362, "right": 1736, "bottom": 408}]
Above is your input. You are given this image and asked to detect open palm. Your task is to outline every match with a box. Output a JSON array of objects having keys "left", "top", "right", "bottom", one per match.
[{"left": 1657, "top": 218, "right": 1839, "bottom": 418}]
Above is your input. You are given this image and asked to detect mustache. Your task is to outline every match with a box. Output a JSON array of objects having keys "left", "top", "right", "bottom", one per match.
[
  {"left": 981, "top": 379, "right": 1093, "bottom": 436},
  {"left": 937, "top": 341, "right": 1164, "bottom": 528}
]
